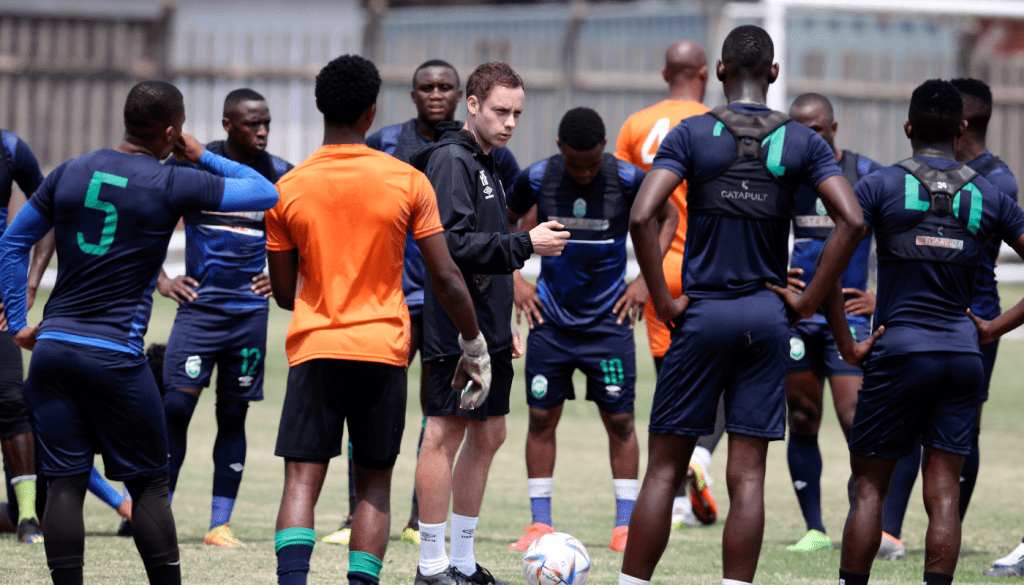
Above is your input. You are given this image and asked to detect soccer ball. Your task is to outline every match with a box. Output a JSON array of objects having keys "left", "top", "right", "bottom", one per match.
[{"left": 523, "top": 532, "right": 590, "bottom": 585}]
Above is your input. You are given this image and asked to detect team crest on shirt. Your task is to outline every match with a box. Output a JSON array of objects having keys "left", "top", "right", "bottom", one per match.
[
  {"left": 573, "top": 198, "right": 587, "bottom": 218},
  {"left": 185, "top": 355, "right": 202, "bottom": 378},
  {"left": 531, "top": 375, "right": 548, "bottom": 398},
  {"left": 789, "top": 338, "right": 806, "bottom": 361}
]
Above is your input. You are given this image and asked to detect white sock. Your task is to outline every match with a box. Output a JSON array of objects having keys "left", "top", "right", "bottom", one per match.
[
  {"left": 527, "top": 477, "right": 554, "bottom": 498},
  {"left": 613, "top": 479, "right": 639, "bottom": 501},
  {"left": 722, "top": 580, "right": 752, "bottom": 585},
  {"left": 418, "top": 521, "right": 449, "bottom": 576},
  {"left": 10, "top": 474, "right": 36, "bottom": 486},
  {"left": 672, "top": 496, "right": 691, "bottom": 515},
  {"left": 692, "top": 446, "right": 712, "bottom": 473},
  {"left": 450, "top": 513, "right": 478, "bottom": 576},
  {"left": 618, "top": 573, "right": 650, "bottom": 585}
]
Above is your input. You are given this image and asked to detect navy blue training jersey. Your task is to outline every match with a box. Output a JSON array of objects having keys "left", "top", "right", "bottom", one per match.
[
  {"left": 0, "top": 130, "right": 45, "bottom": 234},
  {"left": 856, "top": 155, "right": 1024, "bottom": 357},
  {"left": 967, "top": 150, "right": 1020, "bottom": 320},
  {"left": 791, "top": 150, "right": 883, "bottom": 325},
  {"left": 170, "top": 141, "right": 292, "bottom": 311},
  {"left": 32, "top": 149, "right": 224, "bottom": 353},
  {"left": 508, "top": 153, "right": 645, "bottom": 329},
  {"left": 652, "top": 103, "right": 842, "bottom": 299},
  {"left": 368, "top": 118, "right": 521, "bottom": 307}
]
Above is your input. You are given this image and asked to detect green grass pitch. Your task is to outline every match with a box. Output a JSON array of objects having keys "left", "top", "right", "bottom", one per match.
[{"left": 2, "top": 285, "right": 1024, "bottom": 584}]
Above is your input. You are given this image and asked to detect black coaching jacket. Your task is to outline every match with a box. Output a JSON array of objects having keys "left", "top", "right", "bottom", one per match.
[{"left": 410, "top": 122, "right": 534, "bottom": 360}]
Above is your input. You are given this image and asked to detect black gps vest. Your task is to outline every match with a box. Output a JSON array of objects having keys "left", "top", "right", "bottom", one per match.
[
  {"left": 876, "top": 158, "right": 985, "bottom": 268},
  {"left": 688, "top": 106, "right": 794, "bottom": 222},
  {"left": 537, "top": 153, "right": 624, "bottom": 238}
]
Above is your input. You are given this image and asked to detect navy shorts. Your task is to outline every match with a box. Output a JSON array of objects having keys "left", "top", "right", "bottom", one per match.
[
  {"left": 425, "top": 348, "right": 513, "bottom": 421},
  {"left": 275, "top": 359, "right": 406, "bottom": 470},
  {"left": 651, "top": 289, "right": 788, "bottom": 439},
  {"left": 163, "top": 305, "right": 267, "bottom": 401},
  {"left": 0, "top": 330, "right": 28, "bottom": 439},
  {"left": 524, "top": 314, "right": 635, "bottom": 414},
  {"left": 25, "top": 339, "right": 167, "bottom": 480},
  {"left": 849, "top": 352, "right": 981, "bottom": 459},
  {"left": 978, "top": 338, "right": 999, "bottom": 403},
  {"left": 787, "top": 319, "right": 871, "bottom": 377}
]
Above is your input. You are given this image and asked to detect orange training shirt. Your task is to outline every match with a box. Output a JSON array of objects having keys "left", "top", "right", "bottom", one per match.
[{"left": 266, "top": 143, "right": 444, "bottom": 367}]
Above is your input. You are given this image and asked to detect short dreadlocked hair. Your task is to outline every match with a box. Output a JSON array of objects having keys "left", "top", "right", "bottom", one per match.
[
  {"left": 721, "top": 25, "right": 774, "bottom": 78},
  {"left": 413, "top": 59, "right": 459, "bottom": 89},
  {"left": 908, "top": 79, "right": 963, "bottom": 143},
  {"left": 558, "top": 107, "right": 605, "bottom": 151},
  {"left": 124, "top": 80, "right": 184, "bottom": 141},
  {"left": 223, "top": 88, "right": 265, "bottom": 117},
  {"left": 951, "top": 78, "right": 993, "bottom": 137},
  {"left": 465, "top": 61, "right": 523, "bottom": 104},
  {"left": 315, "top": 55, "right": 381, "bottom": 126}
]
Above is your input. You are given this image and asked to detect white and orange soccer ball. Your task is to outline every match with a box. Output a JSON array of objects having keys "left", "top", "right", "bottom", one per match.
[{"left": 523, "top": 532, "right": 591, "bottom": 585}]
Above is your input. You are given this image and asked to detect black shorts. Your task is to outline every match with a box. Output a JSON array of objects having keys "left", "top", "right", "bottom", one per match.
[
  {"left": 425, "top": 348, "right": 513, "bottom": 421},
  {"left": 0, "top": 330, "right": 28, "bottom": 439},
  {"left": 274, "top": 359, "right": 406, "bottom": 470}
]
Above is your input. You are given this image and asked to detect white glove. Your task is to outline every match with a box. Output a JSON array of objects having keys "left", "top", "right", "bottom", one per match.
[{"left": 453, "top": 333, "right": 491, "bottom": 409}]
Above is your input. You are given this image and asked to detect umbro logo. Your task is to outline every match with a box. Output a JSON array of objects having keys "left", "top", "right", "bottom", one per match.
[
  {"left": 230, "top": 463, "right": 244, "bottom": 473},
  {"left": 793, "top": 480, "right": 808, "bottom": 490}
]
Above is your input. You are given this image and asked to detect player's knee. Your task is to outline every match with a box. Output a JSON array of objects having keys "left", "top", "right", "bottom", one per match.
[
  {"left": 528, "top": 407, "right": 560, "bottom": 436},
  {"left": 163, "top": 390, "right": 199, "bottom": 429},
  {"left": 215, "top": 400, "right": 249, "bottom": 435},
  {"left": 787, "top": 405, "right": 817, "bottom": 433},
  {"left": 604, "top": 411, "right": 635, "bottom": 441}
]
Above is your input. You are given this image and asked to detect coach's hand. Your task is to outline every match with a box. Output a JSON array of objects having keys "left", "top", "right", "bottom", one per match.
[
  {"left": 157, "top": 272, "right": 199, "bottom": 303},
  {"left": 513, "top": 270, "right": 543, "bottom": 328},
  {"left": 844, "top": 287, "right": 876, "bottom": 317},
  {"left": 173, "top": 133, "right": 206, "bottom": 164},
  {"left": 967, "top": 309, "right": 998, "bottom": 345},
  {"left": 251, "top": 273, "right": 273, "bottom": 299},
  {"left": 614, "top": 276, "right": 648, "bottom": 329},
  {"left": 13, "top": 325, "right": 38, "bottom": 351},
  {"left": 787, "top": 267, "right": 806, "bottom": 294},
  {"left": 529, "top": 221, "right": 571, "bottom": 257},
  {"left": 453, "top": 333, "right": 491, "bottom": 410},
  {"left": 841, "top": 325, "right": 884, "bottom": 368}
]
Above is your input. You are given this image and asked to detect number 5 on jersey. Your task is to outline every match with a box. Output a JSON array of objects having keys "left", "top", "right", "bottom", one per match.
[{"left": 78, "top": 171, "right": 125, "bottom": 256}]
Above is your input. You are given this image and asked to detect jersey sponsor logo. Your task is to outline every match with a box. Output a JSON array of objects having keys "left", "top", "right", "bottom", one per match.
[
  {"left": 573, "top": 198, "right": 587, "bottom": 218},
  {"left": 185, "top": 355, "right": 202, "bottom": 378},
  {"left": 795, "top": 216, "right": 836, "bottom": 228},
  {"left": 206, "top": 224, "right": 264, "bottom": 237},
  {"left": 531, "top": 375, "right": 548, "bottom": 398},
  {"left": 720, "top": 189, "right": 769, "bottom": 202},
  {"left": 789, "top": 338, "right": 806, "bottom": 360},
  {"left": 202, "top": 210, "right": 264, "bottom": 221},
  {"left": 915, "top": 235, "right": 964, "bottom": 250},
  {"left": 548, "top": 215, "right": 610, "bottom": 231}
]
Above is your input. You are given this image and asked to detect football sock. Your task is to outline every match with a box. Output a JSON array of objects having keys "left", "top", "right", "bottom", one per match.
[
  {"left": 882, "top": 438, "right": 920, "bottom": 539},
  {"left": 418, "top": 521, "right": 449, "bottom": 576},
  {"left": 613, "top": 479, "right": 639, "bottom": 527},
  {"left": 275, "top": 527, "right": 315, "bottom": 585},
  {"left": 923, "top": 571, "right": 953, "bottom": 585},
  {"left": 618, "top": 574, "right": 650, "bottom": 585},
  {"left": 87, "top": 467, "right": 124, "bottom": 510},
  {"left": 450, "top": 513, "right": 478, "bottom": 576},
  {"left": 124, "top": 475, "right": 179, "bottom": 578},
  {"left": 347, "top": 441, "right": 356, "bottom": 517},
  {"left": 211, "top": 401, "right": 248, "bottom": 529},
  {"left": 958, "top": 427, "right": 980, "bottom": 520},
  {"left": 838, "top": 569, "right": 869, "bottom": 585},
  {"left": 528, "top": 478, "right": 554, "bottom": 526},
  {"left": 347, "top": 550, "right": 382, "bottom": 585},
  {"left": 787, "top": 433, "right": 826, "bottom": 533},
  {"left": 163, "top": 390, "right": 199, "bottom": 494},
  {"left": 44, "top": 474, "right": 89, "bottom": 579},
  {"left": 11, "top": 474, "right": 38, "bottom": 521}
]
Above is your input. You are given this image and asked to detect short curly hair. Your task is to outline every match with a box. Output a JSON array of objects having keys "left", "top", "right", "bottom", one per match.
[
  {"left": 124, "top": 80, "right": 184, "bottom": 141},
  {"left": 951, "top": 77, "right": 992, "bottom": 136},
  {"left": 465, "top": 61, "right": 523, "bottom": 104},
  {"left": 721, "top": 25, "right": 774, "bottom": 77},
  {"left": 909, "top": 79, "right": 963, "bottom": 143},
  {"left": 315, "top": 55, "right": 381, "bottom": 126},
  {"left": 558, "top": 107, "right": 605, "bottom": 151}
]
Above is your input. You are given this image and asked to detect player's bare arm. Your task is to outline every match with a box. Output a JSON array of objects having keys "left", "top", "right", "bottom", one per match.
[
  {"left": 26, "top": 230, "right": 53, "bottom": 311},
  {"left": 969, "top": 233, "right": 1024, "bottom": 344},
  {"left": 630, "top": 167, "right": 687, "bottom": 321},
  {"left": 819, "top": 278, "right": 883, "bottom": 368},
  {"left": 267, "top": 249, "right": 298, "bottom": 311},
  {"left": 613, "top": 198, "right": 678, "bottom": 328}
]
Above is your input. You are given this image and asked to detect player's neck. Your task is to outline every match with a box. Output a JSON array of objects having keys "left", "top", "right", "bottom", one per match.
[
  {"left": 116, "top": 138, "right": 159, "bottom": 159},
  {"left": 668, "top": 79, "right": 704, "bottom": 103},
  {"left": 416, "top": 117, "right": 443, "bottom": 142},
  {"left": 223, "top": 139, "right": 259, "bottom": 166},
  {"left": 322, "top": 124, "right": 365, "bottom": 146},
  {"left": 955, "top": 135, "right": 986, "bottom": 163},
  {"left": 912, "top": 142, "right": 956, "bottom": 160},
  {"left": 724, "top": 82, "right": 768, "bottom": 108}
]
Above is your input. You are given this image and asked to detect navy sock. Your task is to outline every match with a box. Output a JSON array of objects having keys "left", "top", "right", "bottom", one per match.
[
  {"left": 163, "top": 390, "right": 199, "bottom": 493},
  {"left": 276, "top": 527, "right": 315, "bottom": 585},
  {"left": 839, "top": 569, "right": 869, "bottom": 585},
  {"left": 959, "top": 427, "right": 980, "bottom": 521},
  {"left": 882, "top": 438, "right": 920, "bottom": 539},
  {"left": 211, "top": 402, "right": 248, "bottom": 529},
  {"left": 923, "top": 571, "right": 953, "bottom": 585},
  {"left": 788, "top": 433, "right": 826, "bottom": 533},
  {"left": 49, "top": 567, "right": 84, "bottom": 585}
]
